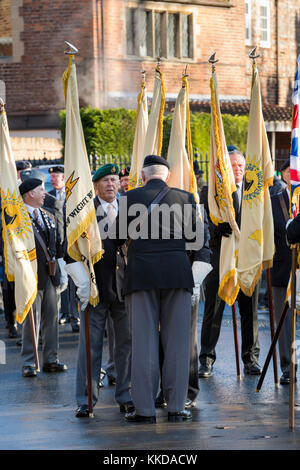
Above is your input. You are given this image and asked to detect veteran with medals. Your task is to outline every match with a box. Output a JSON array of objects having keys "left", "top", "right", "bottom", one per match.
[{"left": 19, "top": 177, "right": 67, "bottom": 377}]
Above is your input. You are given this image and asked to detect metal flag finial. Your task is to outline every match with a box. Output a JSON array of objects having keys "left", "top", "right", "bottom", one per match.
[
  {"left": 249, "top": 46, "right": 260, "bottom": 63},
  {"left": 0, "top": 97, "right": 5, "bottom": 111},
  {"left": 209, "top": 52, "right": 219, "bottom": 71},
  {"left": 64, "top": 41, "right": 79, "bottom": 55},
  {"left": 182, "top": 65, "right": 188, "bottom": 78}
]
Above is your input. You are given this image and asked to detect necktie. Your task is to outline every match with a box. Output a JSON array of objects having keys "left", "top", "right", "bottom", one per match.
[
  {"left": 57, "top": 189, "right": 64, "bottom": 200},
  {"left": 33, "top": 209, "right": 43, "bottom": 228},
  {"left": 107, "top": 203, "right": 116, "bottom": 227}
]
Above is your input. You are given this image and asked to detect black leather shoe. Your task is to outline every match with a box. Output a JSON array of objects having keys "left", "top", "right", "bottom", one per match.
[
  {"left": 168, "top": 409, "right": 192, "bottom": 422},
  {"left": 198, "top": 364, "right": 213, "bottom": 378},
  {"left": 22, "top": 366, "right": 37, "bottom": 378},
  {"left": 280, "top": 372, "right": 297, "bottom": 385},
  {"left": 108, "top": 375, "right": 116, "bottom": 386},
  {"left": 155, "top": 394, "right": 167, "bottom": 408},
  {"left": 125, "top": 412, "right": 156, "bottom": 423},
  {"left": 8, "top": 324, "right": 18, "bottom": 338},
  {"left": 185, "top": 398, "right": 196, "bottom": 409},
  {"left": 75, "top": 405, "right": 90, "bottom": 418},
  {"left": 59, "top": 314, "right": 70, "bottom": 325},
  {"left": 71, "top": 323, "right": 80, "bottom": 333},
  {"left": 244, "top": 362, "right": 262, "bottom": 375},
  {"left": 16, "top": 339, "right": 22, "bottom": 347},
  {"left": 42, "top": 362, "right": 68, "bottom": 373},
  {"left": 120, "top": 401, "right": 135, "bottom": 413}
]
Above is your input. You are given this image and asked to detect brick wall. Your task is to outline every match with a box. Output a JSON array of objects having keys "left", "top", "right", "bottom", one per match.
[{"left": 0, "top": 0, "right": 299, "bottom": 128}]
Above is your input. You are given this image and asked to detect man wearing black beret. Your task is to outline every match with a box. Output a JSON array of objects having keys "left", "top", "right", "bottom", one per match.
[
  {"left": 19, "top": 178, "right": 67, "bottom": 377},
  {"left": 112, "top": 154, "right": 206, "bottom": 423}
]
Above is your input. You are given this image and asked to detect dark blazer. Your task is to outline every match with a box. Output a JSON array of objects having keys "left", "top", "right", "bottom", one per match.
[
  {"left": 44, "top": 192, "right": 65, "bottom": 243},
  {"left": 286, "top": 209, "right": 300, "bottom": 245},
  {"left": 200, "top": 184, "right": 241, "bottom": 271},
  {"left": 270, "top": 190, "right": 292, "bottom": 287},
  {"left": 114, "top": 178, "right": 208, "bottom": 296},
  {"left": 93, "top": 197, "right": 125, "bottom": 304},
  {"left": 31, "top": 209, "right": 62, "bottom": 290}
]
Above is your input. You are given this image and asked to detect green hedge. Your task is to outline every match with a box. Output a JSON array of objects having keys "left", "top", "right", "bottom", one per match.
[{"left": 59, "top": 107, "right": 249, "bottom": 159}]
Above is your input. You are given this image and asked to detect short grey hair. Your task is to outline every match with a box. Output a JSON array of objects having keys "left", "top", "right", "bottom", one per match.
[{"left": 142, "top": 164, "right": 169, "bottom": 181}]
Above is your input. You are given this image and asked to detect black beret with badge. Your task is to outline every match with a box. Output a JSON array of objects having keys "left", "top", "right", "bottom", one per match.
[
  {"left": 19, "top": 177, "right": 43, "bottom": 196},
  {"left": 48, "top": 165, "right": 64, "bottom": 174},
  {"left": 119, "top": 166, "right": 131, "bottom": 178},
  {"left": 143, "top": 155, "right": 170, "bottom": 169},
  {"left": 92, "top": 163, "right": 119, "bottom": 182}
]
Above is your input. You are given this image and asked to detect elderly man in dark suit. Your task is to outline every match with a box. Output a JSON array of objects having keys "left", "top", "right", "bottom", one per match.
[
  {"left": 113, "top": 154, "right": 205, "bottom": 423},
  {"left": 19, "top": 177, "right": 67, "bottom": 377},
  {"left": 198, "top": 146, "right": 261, "bottom": 378},
  {"left": 270, "top": 159, "right": 295, "bottom": 384},
  {"left": 74, "top": 163, "right": 132, "bottom": 418}
]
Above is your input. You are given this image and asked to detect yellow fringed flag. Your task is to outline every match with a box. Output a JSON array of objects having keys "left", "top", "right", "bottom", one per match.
[
  {"left": 62, "top": 56, "right": 103, "bottom": 306},
  {"left": 142, "top": 67, "right": 165, "bottom": 157},
  {"left": 167, "top": 75, "right": 199, "bottom": 203},
  {"left": 209, "top": 68, "right": 240, "bottom": 306},
  {"left": 128, "top": 78, "right": 148, "bottom": 190},
  {"left": 237, "top": 63, "right": 274, "bottom": 296},
  {"left": 0, "top": 104, "right": 37, "bottom": 323}
]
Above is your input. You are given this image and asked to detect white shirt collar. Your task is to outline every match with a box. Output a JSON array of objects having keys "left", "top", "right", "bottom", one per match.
[{"left": 97, "top": 196, "right": 118, "bottom": 214}]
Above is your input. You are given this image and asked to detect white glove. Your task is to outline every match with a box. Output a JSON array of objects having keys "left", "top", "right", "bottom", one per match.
[
  {"left": 191, "top": 283, "right": 201, "bottom": 307},
  {"left": 57, "top": 258, "right": 68, "bottom": 294},
  {"left": 192, "top": 261, "right": 213, "bottom": 286},
  {"left": 64, "top": 261, "right": 90, "bottom": 311}
]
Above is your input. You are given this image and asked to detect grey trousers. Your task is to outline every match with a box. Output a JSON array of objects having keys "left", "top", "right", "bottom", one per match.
[
  {"left": 272, "top": 286, "right": 293, "bottom": 374},
  {"left": 21, "top": 279, "right": 59, "bottom": 367},
  {"left": 105, "top": 314, "right": 115, "bottom": 379},
  {"left": 126, "top": 288, "right": 191, "bottom": 416},
  {"left": 76, "top": 299, "right": 132, "bottom": 407}
]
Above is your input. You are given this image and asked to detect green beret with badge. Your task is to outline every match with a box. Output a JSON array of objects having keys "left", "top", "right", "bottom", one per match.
[{"left": 92, "top": 163, "right": 119, "bottom": 182}]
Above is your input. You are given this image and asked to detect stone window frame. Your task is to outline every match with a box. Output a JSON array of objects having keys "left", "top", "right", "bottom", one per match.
[
  {"left": 0, "top": 0, "right": 24, "bottom": 64},
  {"left": 125, "top": 1, "right": 195, "bottom": 62},
  {"left": 245, "top": 0, "right": 252, "bottom": 46},
  {"left": 258, "top": 0, "right": 271, "bottom": 49}
]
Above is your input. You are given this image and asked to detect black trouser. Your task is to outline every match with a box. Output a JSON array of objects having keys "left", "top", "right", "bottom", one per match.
[
  {"left": 199, "top": 266, "right": 260, "bottom": 367},
  {"left": 2, "top": 276, "right": 16, "bottom": 326}
]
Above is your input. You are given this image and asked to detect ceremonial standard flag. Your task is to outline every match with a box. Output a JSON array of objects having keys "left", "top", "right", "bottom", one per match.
[
  {"left": 209, "top": 69, "right": 240, "bottom": 306},
  {"left": 290, "top": 54, "right": 300, "bottom": 217},
  {"left": 62, "top": 56, "right": 103, "bottom": 306},
  {"left": 167, "top": 75, "right": 199, "bottom": 203},
  {"left": 237, "top": 63, "right": 274, "bottom": 296},
  {"left": 0, "top": 105, "right": 37, "bottom": 323},
  {"left": 142, "top": 67, "right": 165, "bottom": 157},
  {"left": 128, "top": 77, "right": 148, "bottom": 190}
]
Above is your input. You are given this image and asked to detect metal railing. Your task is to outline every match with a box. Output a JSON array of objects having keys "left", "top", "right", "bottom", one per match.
[{"left": 29, "top": 147, "right": 290, "bottom": 180}]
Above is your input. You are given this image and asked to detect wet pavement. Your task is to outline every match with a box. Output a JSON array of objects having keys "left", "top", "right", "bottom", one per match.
[{"left": 1, "top": 303, "right": 300, "bottom": 451}]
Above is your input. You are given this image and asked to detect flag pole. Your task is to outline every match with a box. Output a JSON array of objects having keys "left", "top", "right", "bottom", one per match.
[
  {"left": 256, "top": 302, "right": 289, "bottom": 392},
  {"left": 64, "top": 41, "right": 93, "bottom": 418},
  {"left": 289, "top": 245, "right": 297, "bottom": 429},
  {"left": 266, "top": 268, "right": 279, "bottom": 387},
  {"left": 28, "top": 307, "right": 40, "bottom": 372},
  {"left": 231, "top": 303, "right": 241, "bottom": 379}
]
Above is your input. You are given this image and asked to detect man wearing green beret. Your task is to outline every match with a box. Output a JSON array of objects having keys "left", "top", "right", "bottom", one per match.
[{"left": 75, "top": 163, "right": 133, "bottom": 417}]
